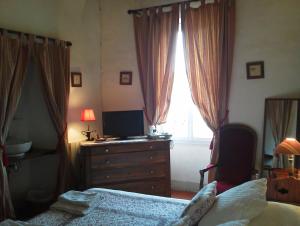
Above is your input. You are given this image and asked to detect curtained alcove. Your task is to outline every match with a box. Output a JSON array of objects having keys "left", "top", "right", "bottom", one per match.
[
  {"left": 8, "top": 58, "right": 59, "bottom": 213},
  {"left": 0, "top": 30, "right": 71, "bottom": 220}
]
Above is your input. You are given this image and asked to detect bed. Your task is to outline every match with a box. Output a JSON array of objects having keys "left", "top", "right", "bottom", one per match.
[
  {"left": 25, "top": 187, "right": 300, "bottom": 226},
  {"left": 2, "top": 179, "right": 298, "bottom": 226}
]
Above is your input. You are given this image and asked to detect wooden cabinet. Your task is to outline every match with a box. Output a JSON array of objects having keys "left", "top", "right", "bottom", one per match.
[
  {"left": 79, "top": 139, "right": 171, "bottom": 197},
  {"left": 267, "top": 169, "right": 300, "bottom": 204}
]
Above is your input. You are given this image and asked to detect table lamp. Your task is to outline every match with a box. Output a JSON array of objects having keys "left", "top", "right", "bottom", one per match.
[
  {"left": 275, "top": 138, "right": 300, "bottom": 176},
  {"left": 81, "top": 109, "right": 96, "bottom": 141}
]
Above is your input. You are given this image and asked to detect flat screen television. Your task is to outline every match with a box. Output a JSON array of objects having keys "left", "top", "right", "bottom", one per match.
[{"left": 102, "top": 110, "right": 144, "bottom": 139}]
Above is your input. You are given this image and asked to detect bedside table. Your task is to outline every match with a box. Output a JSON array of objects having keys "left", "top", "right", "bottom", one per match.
[{"left": 267, "top": 168, "right": 300, "bottom": 205}]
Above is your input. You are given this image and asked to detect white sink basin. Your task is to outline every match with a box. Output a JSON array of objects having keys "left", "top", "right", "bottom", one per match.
[{"left": 6, "top": 140, "right": 32, "bottom": 157}]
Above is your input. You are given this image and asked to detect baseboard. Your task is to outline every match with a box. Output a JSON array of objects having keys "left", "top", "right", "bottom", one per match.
[{"left": 171, "top": 180, "right": 200, "bottom": 192}]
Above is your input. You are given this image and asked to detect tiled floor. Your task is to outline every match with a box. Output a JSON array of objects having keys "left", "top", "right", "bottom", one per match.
[{"left": 171, "top": 190, "right": 196, "bottom": 200}]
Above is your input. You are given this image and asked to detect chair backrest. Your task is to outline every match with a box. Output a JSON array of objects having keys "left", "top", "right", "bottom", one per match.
[{"left": 216, "top": 123, "right": 257, "bottom": 185}]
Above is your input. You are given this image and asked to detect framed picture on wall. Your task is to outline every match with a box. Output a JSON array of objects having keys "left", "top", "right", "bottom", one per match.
[
  {"left": 120, "top": 71, "right": 132, "bottom": 85},
  {"left": 246, "top": 61, "right": 264, "bottom": 79},
  {"left": 71, "top": 72, "right": 82, "bottom": 87}
]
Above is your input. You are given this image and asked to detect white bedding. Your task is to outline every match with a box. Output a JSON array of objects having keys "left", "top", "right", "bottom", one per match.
[
  {"left": 28, "top": 188, "right": 188, "bottom": 226},
  {"left": 27, "top": 188, "right": 300, "bottom": 226},
  {"left": 249, "top": 201, "right": 300, "bottom": 226}
]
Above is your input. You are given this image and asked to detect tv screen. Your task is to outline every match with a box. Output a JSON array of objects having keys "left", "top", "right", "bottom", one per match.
[{"left": 102, "top": 110, "right": 144, "bottom": 139}]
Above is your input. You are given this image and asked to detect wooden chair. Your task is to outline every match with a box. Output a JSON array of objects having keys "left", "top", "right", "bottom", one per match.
[{"left": 199, "top": 123, "right": 257, "bottom": 194}]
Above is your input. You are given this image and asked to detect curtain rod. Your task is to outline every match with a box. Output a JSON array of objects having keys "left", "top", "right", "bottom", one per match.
[
  {"left": 127, "top": 0, "right": 201, "bottom": 14},
  {"left": 0, "top": 28, "right": 72, "bottom": 47}
]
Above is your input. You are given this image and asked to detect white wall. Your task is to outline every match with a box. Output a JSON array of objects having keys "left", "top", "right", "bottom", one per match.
[
  {"left": 57, "top": 0, "right": 102, "bottom": 140},
  {"left": 171, "top": 141, "right": 210, "bottom": 192},
  {"left": 100, "top": 0, "right": 143, "bottom": 112},
  {"left": 100, "top": 0, "right": 300, "bottom": 190},
  {"left": 229, "top": 0, "right": 300, "bottom": 168}
]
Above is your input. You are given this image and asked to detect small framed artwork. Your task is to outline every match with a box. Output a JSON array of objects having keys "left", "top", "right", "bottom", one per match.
[
  {"left": 246, "top": 61, "right": 264, "bottom": 79},
  {"left": 120, "top": 71, "right": 132, "bottom": 85},
  {"left": 71, "top": 72, "right": 82, "bottom": 87}
]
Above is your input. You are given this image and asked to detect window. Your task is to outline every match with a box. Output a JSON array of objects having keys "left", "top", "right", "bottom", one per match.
[{"left": 159, "top": 28, "right": 213, "bottom": 142}]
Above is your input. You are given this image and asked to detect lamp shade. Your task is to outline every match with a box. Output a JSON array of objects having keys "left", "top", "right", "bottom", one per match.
[
  {"left": 275, "top": 138, "right": 300, "bottom": 156},
  {"left": 81, "top": 109, "right": 96, "bottom": 121}
]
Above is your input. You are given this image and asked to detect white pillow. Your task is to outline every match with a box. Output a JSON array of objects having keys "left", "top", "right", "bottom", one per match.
[
  {"left": 198, "top": 179, "right": 267, "bottom": 226},
  {"left": 173, "top": 181, "right": 217, "bottom": 226}
]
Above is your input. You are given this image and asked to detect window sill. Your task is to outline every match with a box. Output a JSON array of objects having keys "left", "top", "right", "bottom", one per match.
[{"left": 172, "top": 138, "right": 211, "bottom": 145}]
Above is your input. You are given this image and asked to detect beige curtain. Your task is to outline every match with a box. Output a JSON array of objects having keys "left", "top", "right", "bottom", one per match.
[
  {"left": 133, "top": 5, "right": 179, "bottom": 126},
  {"left": 181, "top": 0, "right": 235, "bottom": 173},
  {"left": 34, "top": 39, "right": 71, "bottom": 194},
  {"left": 0, "top": 33, "right": 32, "bottom": 220},
  {"left": 266, "top": 100, "right": 293, "bottom": 168}
]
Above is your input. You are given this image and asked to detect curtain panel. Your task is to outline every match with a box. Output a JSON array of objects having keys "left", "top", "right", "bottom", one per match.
[
  {"left": 0, "top": 33, "right": 32, "bottom": 220},
  {"left": 266, "top": 100, "right": 293, "bottom": 168},
  {"left": 34, "top": 39, "right": 71, "bottom": 194},
  {"left": 133, "top": 5, "right": 179, "bottom": 126},
  {"left": 181, "top": 0, "right": 235, "bottom": 177}
]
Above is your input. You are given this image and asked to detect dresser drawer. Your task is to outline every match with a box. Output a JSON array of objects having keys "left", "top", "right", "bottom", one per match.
[
  {"left": 85, "top": 142, "right": 169, "bottom": 155},
  {"left": 91, "top": 163, "right": 167, "bottom": 184},
  {"left": 91, "top": 150, "right": 168, "bottom": 169},
  {"left": 101, "top": 179, "right": 169, "bottom": 196},
  {"left": 267, "top": 177, "right": 300, "bottom": 204}
]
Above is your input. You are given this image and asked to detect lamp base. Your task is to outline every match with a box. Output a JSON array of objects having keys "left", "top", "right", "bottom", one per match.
[
  {"left": 288, "top": 154, "right": 295, "bottom": 176},
  {"left": 82, "top": 130, "right": 94, "bottom": 141}
]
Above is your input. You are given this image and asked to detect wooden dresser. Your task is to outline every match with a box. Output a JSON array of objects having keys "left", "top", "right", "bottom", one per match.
[{"left": 79, "top": 139, "right": 171, "bottom": 197}]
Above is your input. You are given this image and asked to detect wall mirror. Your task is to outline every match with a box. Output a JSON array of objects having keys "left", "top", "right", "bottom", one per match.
[{"left": 262, "top": 97, "right": 300, "bottom": 173}]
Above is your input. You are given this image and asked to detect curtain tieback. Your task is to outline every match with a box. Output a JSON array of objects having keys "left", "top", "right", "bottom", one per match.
[
  {"left": 209, "top": 110, "right": 230, "bottom": 150},
  {"left": 56, "top": 126, "right": 67, "bottom": 151},
  {"left": 143, "top": 107, "right": 153, "bottom": 126},
  {"left": 219, "top": 109, "right": 229, "bottom": 125},
  {"left": 209, "top": 132, "right": 218, "bottom": 150},
  {"left": 209, "top": 137, "right": 214, "bottom": 150},
  {"left": 209, "top": 130, "right": 218, "bottom": 150},
  {"left": 0, "top": 144, "right": 9, "bottom": 167}
]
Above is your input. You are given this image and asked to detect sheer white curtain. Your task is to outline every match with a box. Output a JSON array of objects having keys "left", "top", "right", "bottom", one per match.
[{"left": 159, "top": 29, "right": 213, "bottom": 142}]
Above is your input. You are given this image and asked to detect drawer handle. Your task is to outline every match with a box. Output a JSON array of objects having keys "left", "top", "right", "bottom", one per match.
[
  {"left": 149, "top": 145, "right": 153, "bottom": 149},
  {"left": 274, "top": 183, "right": 289, "bottom": 194},
  {"left": 105, "top": 160, "right": 111, "bottom": 164},
  {"left": 150, "top": 170, "right": 154, "bottom": 174},
  {"left": 106, "top": 175, "right": 110, "bottom": 179},
  {"left": 151, "top": 185, "right": 155, "bottom": 190},
  {"left": 277, "top": 187, "right": 288, "bottom": 194},
  {"left": 105, "top": 149, "right": 109, "bottom": 153},
  {"left": 149, "top": 156, "right": 153, "bottom": 160}
]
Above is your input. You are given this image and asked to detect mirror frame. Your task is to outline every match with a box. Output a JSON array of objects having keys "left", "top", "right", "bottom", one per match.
[{"left": 261, "top": 97, "right": 300, "bottom": 175}]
